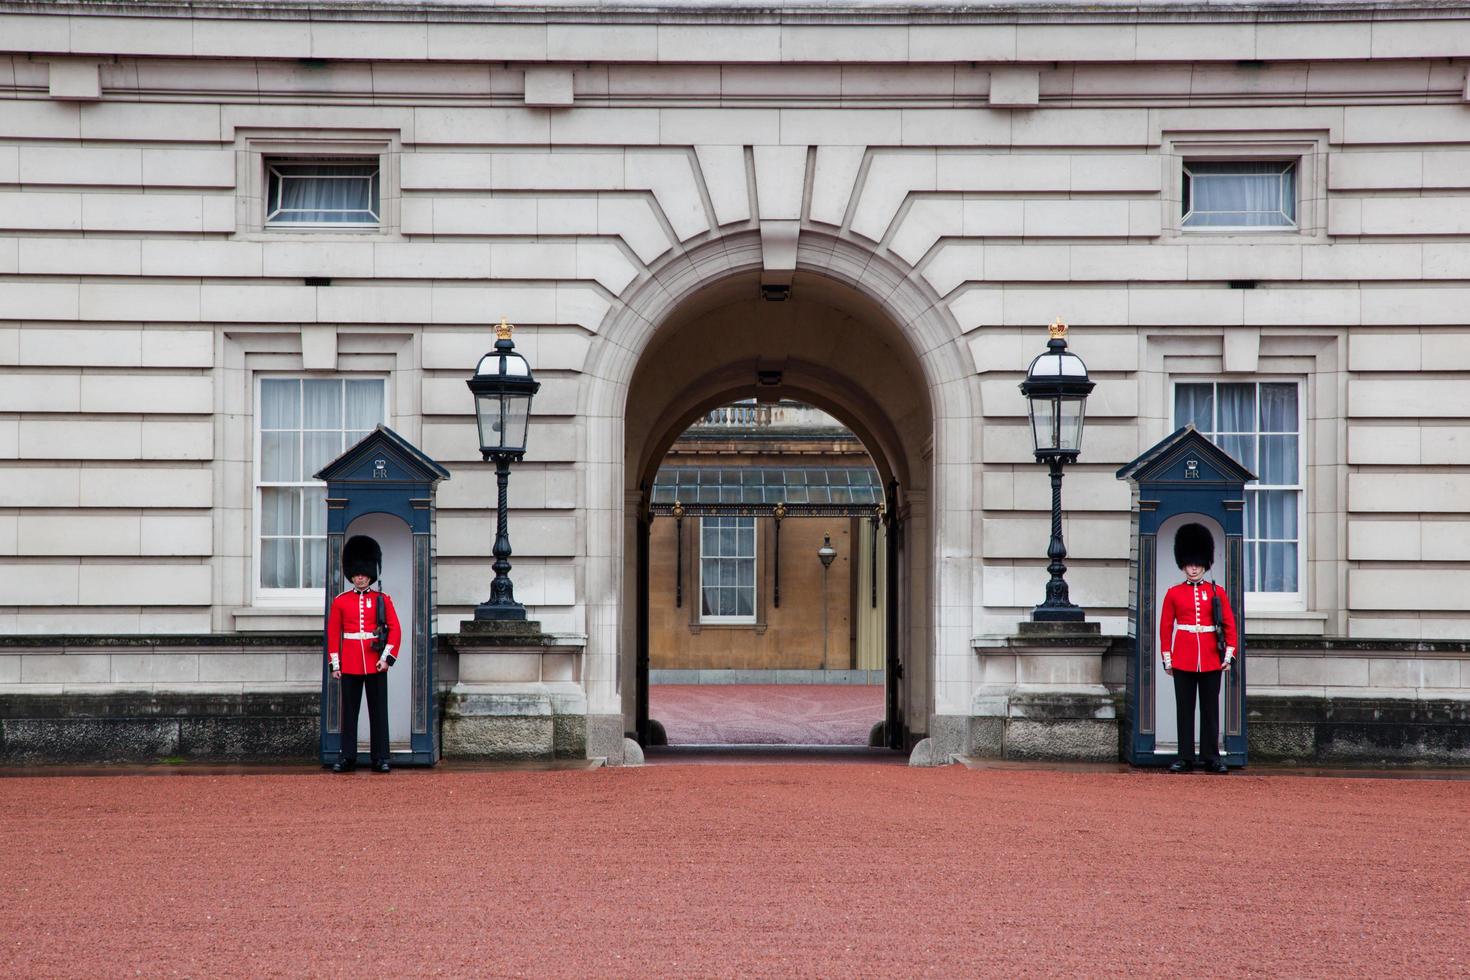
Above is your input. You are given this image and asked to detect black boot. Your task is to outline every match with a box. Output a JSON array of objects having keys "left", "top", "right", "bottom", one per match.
[
  {"left": 330, "top": 757, "right": 355, "bottom": 773},
  {"left": 1167, "top": 759, "right": 1194, "bottom": 774}
]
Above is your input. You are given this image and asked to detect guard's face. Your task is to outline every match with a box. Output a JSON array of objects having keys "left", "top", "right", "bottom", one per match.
[
  {"left": 1183, "top": 563, "right": 1205, "bottom": 582},
  {"left": 350, "top": 573, "right": 373, "bottom": 590}
]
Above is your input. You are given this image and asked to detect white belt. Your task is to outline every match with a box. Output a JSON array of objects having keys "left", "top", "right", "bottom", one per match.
[
  {"left": 1175, "top": 624, "right": 1213, "bottom": 634},
  {"left": 343, "top": 631, "right": 376, "bottom": 640}
]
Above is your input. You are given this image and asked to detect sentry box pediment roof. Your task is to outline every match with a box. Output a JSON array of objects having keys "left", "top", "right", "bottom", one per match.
[
  {"left": 314, "top": 424, "right": 451, "bottom": 486},
  {"left": 1115, "top": 424, "right": 1256, "bottom": 487}
]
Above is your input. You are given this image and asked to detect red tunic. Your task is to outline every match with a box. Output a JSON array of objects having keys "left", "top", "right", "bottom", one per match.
[
  {"left": 326, "top": 588, "right": 403, "bottom": 675},
  {"left": 1159, "top": 580, "right": 1238, "bottom": 673}
]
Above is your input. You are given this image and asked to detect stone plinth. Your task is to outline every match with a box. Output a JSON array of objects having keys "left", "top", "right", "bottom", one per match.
[
  {"left": 964, "top": 621, "right": 1120, "bottom": 763},
  {"left": 441, "top": 620, "right": 590, "bottom": 761}
]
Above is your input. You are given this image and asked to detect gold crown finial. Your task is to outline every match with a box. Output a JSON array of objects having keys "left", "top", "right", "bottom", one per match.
[
  {"left": 496, "top": 317, "right": 514, "bottom": 342},
  {"left": 1049, "top": 317, "right": 1068, "bottom": 340}
]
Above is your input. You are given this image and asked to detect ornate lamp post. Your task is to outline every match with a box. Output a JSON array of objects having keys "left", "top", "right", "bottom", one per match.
[
  {"left": 466, "top": 318, "right": 540, "bottom": 621},
  {"left": 1018, "top": 319, "right": 1095, "bottom": 622},
  {"left": 817, "top": 532, "right": 837, "bottom": 669}
]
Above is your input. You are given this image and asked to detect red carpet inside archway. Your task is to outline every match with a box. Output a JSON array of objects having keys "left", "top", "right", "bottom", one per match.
[{"left": 649, "top": 683, "right": 884, "bottom": 744}]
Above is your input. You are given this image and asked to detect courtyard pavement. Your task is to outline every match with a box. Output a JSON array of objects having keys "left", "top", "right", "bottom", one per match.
[
  {"left": 2, "top": 762, "right": 1467, "bottom": 976},
  {"left": 649, "top": 683, "right": 884, "bottom": 745}
]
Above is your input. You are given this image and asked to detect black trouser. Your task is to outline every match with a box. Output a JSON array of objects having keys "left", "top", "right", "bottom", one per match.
[
  {"left": 340, "top": 671, "right": 390, "bottom": 764},
  {"left": 1173, "top": 668, "right": 1223, "bottom": 763}
]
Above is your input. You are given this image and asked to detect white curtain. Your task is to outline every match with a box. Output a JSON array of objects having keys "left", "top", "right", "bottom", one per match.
[
  {"left": 259, "top": 379, "right": 301, "bottom": 482},
  {"left": 1174, "top": 384, "right": 1213, "bottom": 432},
  {"left": 1216, "top": 383, "right": 1256, "bottom": 473},
  {"left": 1176, "top": 382, "right": 1301, "bottom": 594},
  {"left": 270, "top": 163, "right": 378, "bottom": 223},
  {"left": 345, "top": 379, "right": 383, "bottom": 443},
  {"left": 302, "top": 379, "right": 341, "bottom": 476},
  {"left": 1185, "top": 162, "right": 1295, "bottom": 227},
  {"left": 258, "top": 378, "right": 385, "bottom": 591},
  {"left": 1250, "top": 491, "right": 1299, "bottom": 593}
]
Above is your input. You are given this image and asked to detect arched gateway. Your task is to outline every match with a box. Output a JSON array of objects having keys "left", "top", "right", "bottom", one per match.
[{"left": 578, "top": 230, "right": 980, "bottom": 761}]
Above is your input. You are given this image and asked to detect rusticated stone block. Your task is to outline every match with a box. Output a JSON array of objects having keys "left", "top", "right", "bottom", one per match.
[
  {"left": 586, "top": 713, "right": 627, "bottom": 764},
  {"left": 1248, "top": 722, "right": 1318, "bottom": 763},
  {"left": 551, "top": 711, "right": 585, "bottom": 759},
  {"left": 441, "top": 690, "right": 554, "bottom": 760},
  {"left": 1005, "top": 719, "right": 1118, "bottom": 762},
  {"left": 3, "top": 718, "right": 178, "bottom": 762},
  {"left": 0, "top": 690, "right": 321, "bottom": 763},
  {"left": 178, "top": 717, "right": 315, "bottom": 758}
]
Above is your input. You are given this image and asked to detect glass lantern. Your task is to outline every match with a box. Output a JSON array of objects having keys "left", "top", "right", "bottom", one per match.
[{"left": 467, "top": 319, "right": 540, "bottom": 458}]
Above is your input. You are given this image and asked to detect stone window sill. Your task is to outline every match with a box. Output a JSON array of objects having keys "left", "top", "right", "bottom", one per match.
[
  {"left": 1244, "top": 610, "right": 1327, "bottom": 637},
  {"left": 232, "top": 607, "right": 322, "bottom": 632}
]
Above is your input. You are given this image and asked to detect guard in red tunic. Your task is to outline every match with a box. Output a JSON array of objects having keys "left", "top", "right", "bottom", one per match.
[
  {"left": 326, "top": 535, "right": 402, "bottom": 773},
  {"left": 1159, "top": 522, "right": 1238, "bottom": 774}
]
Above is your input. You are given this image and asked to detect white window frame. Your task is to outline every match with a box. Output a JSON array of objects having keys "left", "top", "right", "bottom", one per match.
[
  {"left": 698, "top": 516, "right": 758, "bottom": 625},
  {"left": 1182, "top": 160, "right": 1298, "bottom": 232},
  {"left": 1171, "top": 377, "right": 1307, "bottom": 611},
  {"left": 233, "top": 130, "right": 402, "bottom": 240},
  {"left": 252, "top": 374, "right": 389, "bottom": 606},
  {"left": 1161, "top": 133, "right": 1327, "bottom": 243},
  {"left": 264, "top": 157, "right": 381, "bottom": 229}
]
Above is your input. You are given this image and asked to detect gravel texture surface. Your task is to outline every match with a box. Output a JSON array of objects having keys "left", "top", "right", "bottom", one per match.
[
  {"left": 649, "top": 684, "right": 884, "bottom": 745},
  {"left": 2, "top": 764, "right": 1467, "bottom": 977}
]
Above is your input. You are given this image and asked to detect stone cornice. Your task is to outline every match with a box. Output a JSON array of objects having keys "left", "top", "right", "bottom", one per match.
[
  {"left": 2, "top": 0, "right": 1467, "bottom": 22},
  {"left": 5, "top": 1, "right": 1469, "bottom": 65}
]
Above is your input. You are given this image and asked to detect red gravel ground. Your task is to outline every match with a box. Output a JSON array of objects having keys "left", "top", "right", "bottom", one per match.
[
  {"left": 2, "top": 764, "right": 1468, "bottom": 977},
  {"left": 649, "top": 684, "right": 884, "bottom": 745}
]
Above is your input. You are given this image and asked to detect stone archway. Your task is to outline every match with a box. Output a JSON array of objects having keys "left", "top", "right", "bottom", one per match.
[{"left": 578, "top": 230, "right": 979, "bottom": 762}]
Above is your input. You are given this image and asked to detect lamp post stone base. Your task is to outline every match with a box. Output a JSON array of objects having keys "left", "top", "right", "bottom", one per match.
[
  {"left": 919, "top": 621, "right": 1120, "bottom": 765},
  {"left": 442, "top": 620, "right": 595, "bottom": 761}
]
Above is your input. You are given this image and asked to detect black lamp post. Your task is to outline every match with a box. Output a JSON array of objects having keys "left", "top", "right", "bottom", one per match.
[
  {"left": 1018, "top": 319, "right": 1095, "bottom": 622},
  {"left": 817, "top": 532, "right": 837, "bottom": 670},
  {"left": 466, "top": 318, "right": 540, "bottom": 621}
]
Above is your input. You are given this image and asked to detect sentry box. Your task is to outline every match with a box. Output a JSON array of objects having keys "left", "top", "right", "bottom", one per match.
[
  {"left": 315, "top": 425, "right": 450, "bottom": 767},
  {"left": 1116, "top": 425, "right": 1254, "bottom": 769}
]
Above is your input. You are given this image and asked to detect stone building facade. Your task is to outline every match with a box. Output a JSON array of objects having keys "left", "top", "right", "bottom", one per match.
[{"left": 1, "top": 0, "right": 1469, "bottom": 763}]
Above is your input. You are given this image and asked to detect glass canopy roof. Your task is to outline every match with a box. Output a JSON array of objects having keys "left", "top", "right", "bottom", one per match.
[{"left": 651, "top": 466, "right": 883, "bottom": 505}]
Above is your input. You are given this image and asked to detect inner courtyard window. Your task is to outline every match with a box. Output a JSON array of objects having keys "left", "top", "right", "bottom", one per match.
[
  {"left": 699, "top": 516, "right": 757, "bottom": 622},
  {"left": 257, "top": 377, "right": 385, "bottom": 594},
  {"left": 1174, "top": 380, "right": 1303, "bottom": 596}
]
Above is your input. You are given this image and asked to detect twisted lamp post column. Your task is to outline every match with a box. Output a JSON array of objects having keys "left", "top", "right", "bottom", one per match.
[{"left": 483, "top": 452, "right": 519, "bottom": 614}]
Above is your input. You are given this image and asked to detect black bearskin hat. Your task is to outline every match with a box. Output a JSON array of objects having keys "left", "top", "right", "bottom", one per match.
[
  {"left": 342, "top": 535, "right": 382, "bottom": 582},
  {"left": 1173, "top": 523, "right": 1214, "bottom": 571}
]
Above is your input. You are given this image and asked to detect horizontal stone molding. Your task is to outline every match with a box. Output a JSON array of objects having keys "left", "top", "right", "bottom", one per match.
[{"left": 6, "top": 6, "right": 1470, "bottom": 66}]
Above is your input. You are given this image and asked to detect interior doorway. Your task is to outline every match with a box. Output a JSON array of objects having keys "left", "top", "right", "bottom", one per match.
[{"left": 637, "top": 399, "right": 897, "bottom": 748}]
